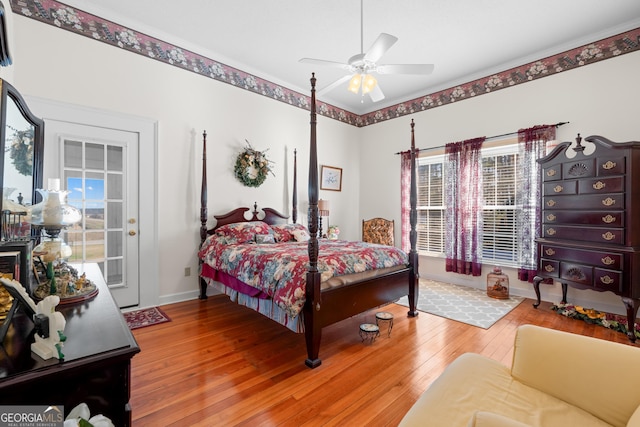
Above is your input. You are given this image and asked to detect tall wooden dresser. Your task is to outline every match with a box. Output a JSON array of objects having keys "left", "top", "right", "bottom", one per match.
[{"left": 532, "top": 134, "right": 640, "bottom": 341}]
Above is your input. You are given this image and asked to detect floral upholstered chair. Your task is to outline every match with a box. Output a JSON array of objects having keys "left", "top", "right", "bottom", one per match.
[{"left": 362, "top": 218, "right": 394, "bottom": 246}]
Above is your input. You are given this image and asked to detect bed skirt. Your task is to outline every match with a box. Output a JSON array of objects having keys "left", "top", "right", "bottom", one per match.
[{"left": 203, "top": 277, "right": 305, "bottom": 333}]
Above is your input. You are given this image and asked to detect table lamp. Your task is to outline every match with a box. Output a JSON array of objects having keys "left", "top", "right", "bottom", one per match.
[
  {"left": 29, "top": 179, "right": 82, "bottom": 263},
  {"left": 318, "top": 199, "right": 330, "bottom": 238}
]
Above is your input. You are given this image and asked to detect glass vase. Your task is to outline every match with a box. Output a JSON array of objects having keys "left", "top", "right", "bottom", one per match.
[{"left": 487, "top": 266, "right": 509, "bottom": 299}]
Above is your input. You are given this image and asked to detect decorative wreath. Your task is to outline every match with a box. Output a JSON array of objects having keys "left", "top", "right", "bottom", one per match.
[
  {"left": 7, "top": 128, "right": 34, "bottom": 176},
  {"left": 234, "top": 140, "right": 274, "bottom": 188}
]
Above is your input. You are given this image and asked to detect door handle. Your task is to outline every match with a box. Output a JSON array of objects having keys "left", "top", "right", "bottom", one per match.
[{"left": 129, "top": 230, "right": 136, "bottom": 236}]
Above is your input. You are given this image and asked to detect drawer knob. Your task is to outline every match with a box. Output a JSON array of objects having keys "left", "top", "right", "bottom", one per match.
[
  {"left": 545, "top": 248, "right": 556, "bottom": 256},
  {"left": 601, "top": 256, "right": 615, "bottom": 266},
  {"left": 546, "top": 169, "right": 557, "bottom": 177},
  {"left": 601, "top": 197, "right": 616, "bottom": 207},
  {"left": 546, "top": 200, "right": 556, "bottom": 207},
  {"left": 600, "top": 275, "right": 614, "bottom": 285},
  {"left": 546, "top": 213, "right": 556, "bottom": 221},
  {"left": 602, "top": 214, "right": 616, "bottom": 224},
  {"left": 553, "top": 185, "right": 563, "bottom": 193},
  {"left": 544, "top": 265, "right": 555, "bottom": 272},
  {"left": 602, "top": 160, "right": 617, "bottom": 170},
  {"left": 602, "top": 232, "right": 616, "bottom": 241},
  {"left": 592, "top": 181, "right": 606, "bottom": 190},
  {"left": 546, "top": 228, "right": 556, "bottom": 236}
]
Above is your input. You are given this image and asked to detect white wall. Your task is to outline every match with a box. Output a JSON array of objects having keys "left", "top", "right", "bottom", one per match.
[
  {"left": 359, "top": 50, "right": 640, "bottom": 315},
  {"left": 6, "top": 12, "right": 640, "bottom": 313},
  {"left": 8, "top": 16, "right": 359, "bottom": 304}
]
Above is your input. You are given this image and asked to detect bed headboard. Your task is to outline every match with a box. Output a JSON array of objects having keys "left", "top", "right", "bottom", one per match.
[{"left": 209, "top": 203, "right": 289, "bottom": 233}]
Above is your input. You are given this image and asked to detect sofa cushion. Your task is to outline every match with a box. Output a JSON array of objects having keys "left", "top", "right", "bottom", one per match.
[
  {"left": 627, "top": 405, "right": 640, "bottom": 427},
  {"left": 398, "top": 353, "right": 611, "bottom": 427},
  {"left": 467, "top": 411, "right": 531, "bottom": 427},
  {"left": 512, "top": 325, "right": 640, "bottom": 427}
]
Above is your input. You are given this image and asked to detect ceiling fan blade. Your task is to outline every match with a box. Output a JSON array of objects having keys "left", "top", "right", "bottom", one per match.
[
  {"left": 317, "top": 74, "right": 352, "bottom": 96},
  {"left": 369, "top": 84, "right": 385, "bottom": 102},
  {"left": 299, "top": 58, "right": 352, "bottom": 71},
  {"left": 363, "top": 33, "right": 398, "bottom": 63},
  {"left": 376, "top": 64, "right": 435, "bottom": 75}
]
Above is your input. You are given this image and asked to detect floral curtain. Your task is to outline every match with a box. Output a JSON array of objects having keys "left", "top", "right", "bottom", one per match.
[
  {"left": 444, "top": 137, "right": 485, "bottom": 276},
  {"left": 516, "top": 125, "right": 556, "bottom": 282},
  {"left": 400, "top": 150, "right": 412, "bottom": 253}
]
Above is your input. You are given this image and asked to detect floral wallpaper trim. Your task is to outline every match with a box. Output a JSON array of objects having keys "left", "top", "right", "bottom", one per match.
[
  {"left": 360, "top": 28, "right": 640, "bottom": 127},
  {"left": 10, "top": 1, "right": 640, "bottom": 128},
  {"left": 10, "top": 0, "right": 358, "bottom": 126}
]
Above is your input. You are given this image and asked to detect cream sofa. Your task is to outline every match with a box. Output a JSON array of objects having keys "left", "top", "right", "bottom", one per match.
[{"left": 399, "top": 324, "right": 640, "bottom": 427}]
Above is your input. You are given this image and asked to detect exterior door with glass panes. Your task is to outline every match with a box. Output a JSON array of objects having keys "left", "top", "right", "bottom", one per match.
[{"left": 59, "top": 128, "right": 139, "bottom": 308}]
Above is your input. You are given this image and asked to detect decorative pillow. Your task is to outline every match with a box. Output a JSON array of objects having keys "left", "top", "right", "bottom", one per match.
[
  {"left": 255, "top": 234, "right": 276, "bottom": 244},
  {"left": 292, "top": 228, "right": 311, "bottom": 242},
  {"left": 215, "top": 221, "right": 274, "bottom": 244},
  {"left": 271, "top": 223, "right": 309, "bottom": 242}
]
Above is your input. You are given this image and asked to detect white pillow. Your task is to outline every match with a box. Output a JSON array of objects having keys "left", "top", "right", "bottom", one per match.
[{"left": 292, "top": 229, "right": 310, "bottom": 242}]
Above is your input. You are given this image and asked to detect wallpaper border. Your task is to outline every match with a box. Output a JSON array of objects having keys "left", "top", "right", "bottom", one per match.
[{"left": 10, "top": 0, "right": 640, "bottom": 128}]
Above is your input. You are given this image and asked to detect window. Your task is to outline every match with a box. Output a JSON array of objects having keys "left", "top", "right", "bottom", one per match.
[
  {"left": 416, "top": 156, "right": 445, "bottom": 254},
  {"left": 481, "top": 146, "right": 518, "bottom": 264},
  {"left": 417, "top": 142, "right": 522, "bottom": 266}
]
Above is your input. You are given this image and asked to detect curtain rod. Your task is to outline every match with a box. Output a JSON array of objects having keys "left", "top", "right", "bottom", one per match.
[{"left": 395, "top": 121, "right": 569, "bottom": 155}]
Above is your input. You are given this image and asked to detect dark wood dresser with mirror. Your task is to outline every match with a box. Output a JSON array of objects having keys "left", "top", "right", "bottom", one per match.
[
  {"left": 0, "top": 79, "right": 140, "bottom": 425},
  {"left": 532, "top": 134, "right": 640, "bottom": 341}
]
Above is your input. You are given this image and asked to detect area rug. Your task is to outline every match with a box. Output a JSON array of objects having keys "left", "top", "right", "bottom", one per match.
[
  {"left": 396, "top": 279, "right": 524, "bottom": 329},
  {"left": 123, "top": 306, "right": 171, "bottom": 330},
  {"left": 552, "top": 303, "right": 640, "bottom": 340}
]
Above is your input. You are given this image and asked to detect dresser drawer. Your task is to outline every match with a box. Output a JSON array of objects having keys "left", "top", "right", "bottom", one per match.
[
  {"left": 542, "top": 210, "right": 624, "bottom": 227},
  {"left": 543, "top": 193, "right": 624, "bottom": 210},
  {"left": 539, "top": 258, "right": 560, "bottom": 277},
  {"left": 542, "top": 164, "right": 562, "bottom": 182},
  {"left": 543, "top": 181, "right": 577, "bottom": 196},
  {"left": 540, "top": 245, "right": 623, "bottom": 269},
  {"left": 559, "top": 262, "right": 593, "bottom": 286},
  {"left": 594, "top": 268, "right": 623, "bottom": 293},
  {"left": 542, "top": 225, "right": 624, "bottom": 244},
  {"left": 563, "top": 159, "right": 595, "bottom": 179},
  {"left": 597, "top": 156, "right": 625, "bottom": 176},
  {"left": 578, "top": 176, "right": 624, "bottom": 194}
]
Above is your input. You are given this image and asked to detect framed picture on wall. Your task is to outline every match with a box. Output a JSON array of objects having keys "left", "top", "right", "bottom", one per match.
[{"left": 320, "top": 165, "right": 342, "bottom": 191}]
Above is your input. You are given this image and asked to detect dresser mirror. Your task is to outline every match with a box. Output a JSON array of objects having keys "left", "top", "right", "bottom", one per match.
[{"left": 0, "top": 78, "right": 44, "bottom": 238}]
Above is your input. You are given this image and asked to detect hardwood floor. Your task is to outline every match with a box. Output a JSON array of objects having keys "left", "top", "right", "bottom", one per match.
[{"left": 129, "top": 295, "right": 637, "bottom": 426}]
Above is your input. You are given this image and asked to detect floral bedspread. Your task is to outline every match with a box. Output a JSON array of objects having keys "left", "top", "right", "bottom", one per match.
[{"left": 199, "top": 236, "right": 408, "bottom": 318}]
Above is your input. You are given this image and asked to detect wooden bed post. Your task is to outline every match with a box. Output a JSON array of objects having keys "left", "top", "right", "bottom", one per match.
[
  {"left": 197, "top": 77, "right": 420, "bottom": 368},
  {"left": 408, "top": 120, "right": 419, "bottom": 316},
  {"left": 293, "top": 149, "right": 298, "bottom": 224},
  {"left": 304, "top": 73, "right": 323, "bottom": 369},
  {"left": 199, "top": 130, "right": 209, "bottom": 300}
]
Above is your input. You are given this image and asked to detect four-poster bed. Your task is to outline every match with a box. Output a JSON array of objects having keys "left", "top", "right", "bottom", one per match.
[{"left": 198, "top": 73, "right": 419, "bottom": 368}]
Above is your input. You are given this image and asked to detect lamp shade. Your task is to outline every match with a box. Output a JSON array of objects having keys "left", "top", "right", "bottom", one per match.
[
  {"left": 318, "top": 199, "right": 330, "bottom": 214},
  {"left": 361, "top": 74, "right": 377, "bottom": 94},
  {"left": 348, "top": 74, "right": 362, "bottom": 94}
]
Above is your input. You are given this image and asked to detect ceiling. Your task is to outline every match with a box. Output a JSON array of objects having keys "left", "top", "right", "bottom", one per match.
[{"left": 61, "top": 0, "right": 640, "bottom": 115}]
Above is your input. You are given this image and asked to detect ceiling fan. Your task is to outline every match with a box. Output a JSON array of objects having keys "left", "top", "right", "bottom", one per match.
[{"left": 299, "top": 0, "right": 434, "bottom": 102}]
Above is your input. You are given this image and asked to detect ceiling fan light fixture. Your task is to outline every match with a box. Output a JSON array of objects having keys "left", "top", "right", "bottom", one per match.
[
  {"left": 348, "top": 74, "right": 362, "bottom": 94},
  {"left": 299, "top": 0, "right": 433, "bottom": 104},
  {"left": 361, "top": 74, "right": 377, "bottom": 94}
]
